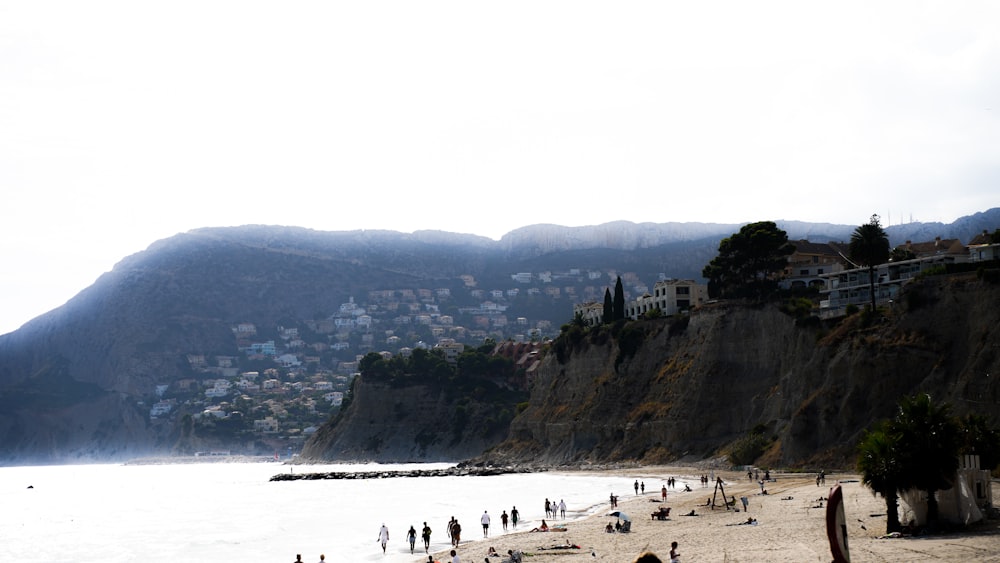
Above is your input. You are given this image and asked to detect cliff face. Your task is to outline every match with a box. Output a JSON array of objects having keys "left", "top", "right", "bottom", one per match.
[
  {"left": 300, "top": 379, "right": 515, "bottom": 462},
  {"left": 479, "top": 275, "right": 1000, "bottom": 468}
]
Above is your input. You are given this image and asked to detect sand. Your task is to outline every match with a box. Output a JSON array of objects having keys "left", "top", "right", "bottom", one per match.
[{"left": 425, "top": 467, "right": 1000, "bottom": 563}]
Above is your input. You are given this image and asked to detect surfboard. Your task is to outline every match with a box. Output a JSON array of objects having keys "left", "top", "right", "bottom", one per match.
[{"left": 826, "top": 484, "right": 850, "bottom": 563}]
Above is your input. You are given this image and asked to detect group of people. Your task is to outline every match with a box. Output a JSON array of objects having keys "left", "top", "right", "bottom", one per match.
[
  {"left": 375, "top": 506, "right": 523, "bottom": 557},
  {"left": 543, "top": 498, "right": 567, "bottom": 519},
  {"left": 290, "top": 555, "right": 325, "bottom": 563}
]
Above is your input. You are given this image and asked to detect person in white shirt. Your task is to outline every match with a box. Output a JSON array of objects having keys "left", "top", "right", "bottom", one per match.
[
  {"left": 480, "top": 510, "right": 491, "bottom": 537},
  {"left": 378, "top": 523, "right": 390, "bottom": 553}
]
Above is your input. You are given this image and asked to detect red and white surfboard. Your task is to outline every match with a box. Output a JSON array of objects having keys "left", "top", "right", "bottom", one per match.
[{"left": 826, "top": 484, "right": 850, "bottom": 563}]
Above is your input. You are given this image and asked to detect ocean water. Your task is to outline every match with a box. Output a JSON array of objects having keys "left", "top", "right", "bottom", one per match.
[{"left": 0, "top": 462, "right": 652, "bottom": 563}]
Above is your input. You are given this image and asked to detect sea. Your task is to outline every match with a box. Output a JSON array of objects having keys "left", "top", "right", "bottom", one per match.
[{"left": 0, "top": 461, "right": 658, "bottom": 563}]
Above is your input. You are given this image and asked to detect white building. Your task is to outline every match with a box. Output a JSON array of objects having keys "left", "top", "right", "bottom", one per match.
[
  {"left": 434, "top": 339, "right": 465, "bottom": 364},
  {"left": 626, "top": 279, "right": 708, "bottom": 319},
  {"left": 818, "top": 250, "right": 969, "bottom": 317}
]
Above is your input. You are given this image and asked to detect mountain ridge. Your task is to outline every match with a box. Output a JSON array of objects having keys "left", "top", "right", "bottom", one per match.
[{"left": 0, "top": 210, "right": 997, "bottom": 464}]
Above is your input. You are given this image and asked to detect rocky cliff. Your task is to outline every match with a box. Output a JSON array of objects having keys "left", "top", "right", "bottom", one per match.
[
  {"left": 300, "top": 378, "right": 519, "bottom": 462},
  {"left": 472, "top": 273, "right": 1000, "bottom": 468}
]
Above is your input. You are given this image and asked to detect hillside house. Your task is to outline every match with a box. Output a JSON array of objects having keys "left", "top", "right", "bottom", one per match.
[
  {"left": 435, "top": 339, "right": 465, "bottom": 364},
  {"left": 781, "top": 240, "right": 849, "bottom": 290},
  {"left": 818, "top": 236, "right": 972, "bottom": 317},
  {"left": 968, "top": 230, "right": 1000, "bottom": 262},
  {"left": 254, "top": 417, "right": 279, "bottom": 433},
  {"left": 573, "top": 301, "right": 604, "bottom": 326},
  {"left": 626, "top": 279, "right": 708, "bottom": 319}
]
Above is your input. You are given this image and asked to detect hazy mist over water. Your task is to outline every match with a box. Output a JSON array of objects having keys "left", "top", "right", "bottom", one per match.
[{"left": 0, "top": 462, "right": 662, "bottom": 563}]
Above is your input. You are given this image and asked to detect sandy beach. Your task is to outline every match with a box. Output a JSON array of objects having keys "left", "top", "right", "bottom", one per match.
[{"left": 425, "top": 467, "right": 1000, "bottom": 563}]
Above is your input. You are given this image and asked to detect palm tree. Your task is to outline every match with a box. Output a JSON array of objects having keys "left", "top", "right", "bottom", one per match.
[
  {"left": 893, "top": 394, "right": 961, "bottom": 527},
  {"left": 848, "top": 214, "right": 890, "bottom": 313},
  {"left": 857, "top": 420, "right": 904, "bottom": 533}
]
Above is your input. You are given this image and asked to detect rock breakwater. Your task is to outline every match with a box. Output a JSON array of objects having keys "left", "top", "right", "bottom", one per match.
[{"left": 269, "top": 465, "right": 542, "bottom": 481}]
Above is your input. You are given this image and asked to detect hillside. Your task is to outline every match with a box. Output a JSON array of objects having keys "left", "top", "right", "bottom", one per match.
[{"left": 0, "top": 211, "right": 998, "bottom": 464}]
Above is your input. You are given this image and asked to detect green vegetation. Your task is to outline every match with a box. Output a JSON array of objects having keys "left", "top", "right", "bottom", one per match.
[
  {"left": 702, "top": 221, "right": 794, "bottom": 300},
  {"left": 614, "top": 323, "right": 647, "bottom": 369},
  {"left": 727, "top": 428, "right": 771, "bottom": 466},
  {"left": 848, "top": 214, "right": 890, "bottom": 313},
  {"left": 603, "top": 288, "right": 613, "bottom": 324},
  {"left": 889, "top": 246, "right": 917, "bottom": 262},
  {"left": 779, "top": 296, "right": 816, "bottom": 320},
  {"left": 857, "top": 394, "right": 998, "bottom": 533},
  {"left": 857, "top": 419, "right": 905, "bottom": 533},
  {"left": 613, "top": 276, "right": 626, "bottom": 321}
]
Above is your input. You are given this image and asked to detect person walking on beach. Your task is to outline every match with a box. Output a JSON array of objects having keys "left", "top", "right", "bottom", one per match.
[
  {"left": 481, "top": 510, "right": 491, "bottom": 537},
  {"left": 634, "top": 480, "right": 639, "bottom": 495},
  {"left": 661, "top": 485, "right": 667, "bottom": 501},
  {"left": 501, "top": 510, "right": 509, "bottom": 531},
  {"left": 378, "top": 523, "right": 390, "bottom": 554},
  {"left": 407, "top": 525, "right": 418, "bottom": 553},
  {"left": 511, "top": 506, "right": 519, "bottom": 529},
  {"left": 669, "top": 541, "right": 680, "bottom": 563},
  {"left": 558, "top": 499, "right": 566, "bottom": 519},
  {"left": 545, "top": 498, "right": 551, "bottom": 518},
  {"left": 451, "top": 519, "right": 462, "bottom": 546},
  {"left": 641, "top": 481, "right": 645, "bottom": 494},
  {"left": 422, "top": 522, "right": 432, "bottom": 552},
  {"left": 447, "top": 516, "right": 456, "bottom": 543}
]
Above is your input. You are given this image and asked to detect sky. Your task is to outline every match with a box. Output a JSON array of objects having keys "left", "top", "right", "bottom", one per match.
[{"left": 1, "top": 1, "right": 998, "bottom": 334}]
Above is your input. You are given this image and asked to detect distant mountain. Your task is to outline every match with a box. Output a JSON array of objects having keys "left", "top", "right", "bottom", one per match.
[{"left": 0, "top": 209, "right": 997, "bottom": 464}]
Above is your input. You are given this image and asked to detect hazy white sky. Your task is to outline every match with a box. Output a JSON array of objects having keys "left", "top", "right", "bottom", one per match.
[{"left": 2, "top": 1, "right": 998, "bottom": 334}]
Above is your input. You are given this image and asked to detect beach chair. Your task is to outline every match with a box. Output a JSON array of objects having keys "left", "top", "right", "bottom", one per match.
[{"left": 651, "top": 507, "right": 671, "bottom": 520}]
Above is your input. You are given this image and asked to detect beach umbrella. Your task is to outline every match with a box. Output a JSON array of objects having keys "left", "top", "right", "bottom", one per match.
[{"left": 608, "top": 511, "right": 631, "bottom": 521}]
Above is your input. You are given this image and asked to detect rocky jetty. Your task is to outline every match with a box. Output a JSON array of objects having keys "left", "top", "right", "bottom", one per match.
[{"left": 269, "top": 464, "right": 541, "bottom": 481}]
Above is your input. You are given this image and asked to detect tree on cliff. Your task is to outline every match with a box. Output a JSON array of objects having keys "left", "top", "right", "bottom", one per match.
[
  {"left": 613, "top": 276, "right": 625, "bottom": 321},
  {"left": 603, "top": 287, "right": 613, "bottom": 324},
  {"left": 849, "top": 214, "right": 890, "bottom": 313},
  {"left": 857, "top": 420, "right": 905, "bottom": 534},
  {"left": 701, "top": 221, "right": 794, "bottom": 299}
]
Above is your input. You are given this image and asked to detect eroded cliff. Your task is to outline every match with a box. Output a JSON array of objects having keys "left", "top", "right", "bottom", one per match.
[{"left": 478, "top": 274, "right": 1000, "bottom": 468}]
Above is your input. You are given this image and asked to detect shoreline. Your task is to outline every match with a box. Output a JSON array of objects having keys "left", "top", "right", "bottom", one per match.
[{"left": 421, "top": 466, "right": 1000, "bottom": 563}]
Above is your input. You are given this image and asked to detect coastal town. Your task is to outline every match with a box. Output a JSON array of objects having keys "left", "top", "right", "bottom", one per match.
[{"left": 146, "top": 264, "right": 674, "bottom": 456}]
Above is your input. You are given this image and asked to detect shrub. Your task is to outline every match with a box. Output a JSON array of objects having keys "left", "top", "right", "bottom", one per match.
[{"left": 728, "top": 431, "right": 770, "bottom": 466}]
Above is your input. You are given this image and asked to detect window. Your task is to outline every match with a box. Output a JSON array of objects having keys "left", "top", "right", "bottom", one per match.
[
  {"left": 676, "top": 286, "right": 690, "bottom": 295},
  {"left": 800, "top": 269, "right": 809, "bottom": 276}
]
